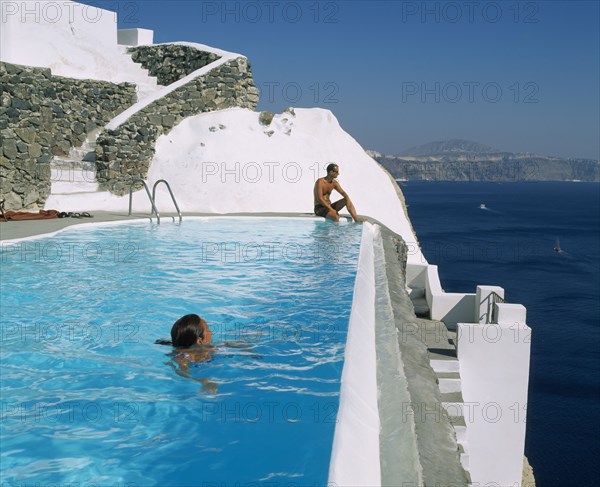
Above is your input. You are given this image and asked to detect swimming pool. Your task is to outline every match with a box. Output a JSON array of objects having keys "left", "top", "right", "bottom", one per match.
[{"left": 0, "top": 218, "right": 362, "bottom": 486}]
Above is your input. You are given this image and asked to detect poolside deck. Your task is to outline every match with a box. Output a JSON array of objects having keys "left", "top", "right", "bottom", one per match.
[
  {"left": 0, "top": 212, "right": 321, "bottom": 241},
  {"left": 376, "top": 225, "right": 469, "bottom": 485}
]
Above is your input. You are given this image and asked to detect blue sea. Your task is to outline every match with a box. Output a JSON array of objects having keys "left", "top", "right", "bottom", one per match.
[{"left": 401, "top": 181, "right": 600, "bottom": 486}]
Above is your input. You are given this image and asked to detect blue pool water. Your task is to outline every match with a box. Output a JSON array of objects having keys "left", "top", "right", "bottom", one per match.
[{"left": 0, "top": 218, "right": 362, "bottom": 486}]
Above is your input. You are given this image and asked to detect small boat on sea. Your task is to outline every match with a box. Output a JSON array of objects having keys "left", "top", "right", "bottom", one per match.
[
  {"left": 553, "top": 238, "right": 562, "bottom": 253},
  {"left": 479, "top": 203, "right": 486, "bottom": 209}
]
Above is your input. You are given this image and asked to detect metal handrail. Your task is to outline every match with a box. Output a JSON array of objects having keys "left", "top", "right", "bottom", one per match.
[
  {"left": 489, "top": 291, "right": 505, "bottom": 324},
  {"left": 152, "top": 179, "right": 182, "bottom": 223},
  {"left": 128, "top": 179, "right": 161, "bottom": 223}
]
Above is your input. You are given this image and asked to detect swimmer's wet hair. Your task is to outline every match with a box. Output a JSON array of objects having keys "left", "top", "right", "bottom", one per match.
[
  {"left": 326, "top": 163, "right": 338, "bottom": 174},
  {"left": 170, "top": 314, "right": 205, "bottom": 348}
]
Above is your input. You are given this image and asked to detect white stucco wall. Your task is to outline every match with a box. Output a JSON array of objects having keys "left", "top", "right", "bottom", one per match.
[
  {"left": 457, "top": 317, "right": 531, "bottom": 486},
  {"left": 118, "top": 28, "right": 154, "bottom": 46},
  {"left": 46, "top": 107, "right": 424, "bottom": 263},
  {"left": 1, "top": 0, "right": 125, "bottom": 81},
  {"left": 105, "top": 42, "right": 241, "bottom": 130}
]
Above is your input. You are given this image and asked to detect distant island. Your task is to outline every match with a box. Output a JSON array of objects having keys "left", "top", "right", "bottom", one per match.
[{"left": 368, "top": 139, "right": 599, "bottom": 182}]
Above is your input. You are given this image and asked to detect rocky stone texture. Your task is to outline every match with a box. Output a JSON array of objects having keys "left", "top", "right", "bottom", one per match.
[
  {"left": 522, "top": 456, "right": 536, "bottom": 486},
  {"left": 375, "top": 155, "right": 600, "bottom": 182},
  {"left": 95, "top": 57, "right": 260, "bottom": 195},
  {"left": 129, "top": 44, "right": 221, "bottom": 86},
  {"left": 0, "top": 62, "right": 136, "bottom": 210},
  {"left": 371, "top": 141, "right": 600, "bottom": 182},
  {"left": 258, "top": 111, "right": 274, "bottom": 126}
]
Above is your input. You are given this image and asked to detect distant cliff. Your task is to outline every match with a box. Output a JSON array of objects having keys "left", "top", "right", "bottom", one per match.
[{"left": 368, "top": 139, "right": 599, "bottom": 182}]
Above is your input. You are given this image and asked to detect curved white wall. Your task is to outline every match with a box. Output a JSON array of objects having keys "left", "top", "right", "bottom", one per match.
[
  {"left": 46, "top": 107, "right": 424, "bottom": 263},
  {"left": 153, "top": 108, "right": 422, "bottom": 261}
]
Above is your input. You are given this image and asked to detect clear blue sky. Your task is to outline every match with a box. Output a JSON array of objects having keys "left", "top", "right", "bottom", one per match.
[{"left": 99, "top": 0, "right": 597, "bottom": 159}]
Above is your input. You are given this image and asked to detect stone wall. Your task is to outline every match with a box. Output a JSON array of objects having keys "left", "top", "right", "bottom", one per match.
[
  {"left": 96, "top": 56, "right": 260, "bottom": 195},
  {"left": 129, "top": 44, "right": 221, "bottom": 86},
  {"left": 0, "top": 62, "right": 136, "bottom": 210}
]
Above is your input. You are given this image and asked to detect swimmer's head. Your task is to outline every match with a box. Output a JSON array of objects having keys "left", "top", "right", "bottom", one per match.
[{"left": 171, "top": 314, "right": 212, "bottom": 348}]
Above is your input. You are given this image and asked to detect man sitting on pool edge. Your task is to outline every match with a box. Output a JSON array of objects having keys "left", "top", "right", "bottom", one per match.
[{"left": 313, "top": 163, "right": 366, "bottom": 223}]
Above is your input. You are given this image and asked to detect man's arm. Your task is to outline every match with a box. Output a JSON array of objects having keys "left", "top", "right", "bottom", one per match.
[
  {"left": 334, "top": 181, "right": 350, "bottom": 200},
  {"left": 315, "top": 179, "right": 336, "bottom": 212},
  {"left": 334, "top": 181, "right": 365, "bottom": 222}
]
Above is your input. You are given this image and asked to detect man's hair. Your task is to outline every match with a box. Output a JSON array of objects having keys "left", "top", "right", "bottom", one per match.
[
  {"left": 171, "top": 314, "right": 205, "bottom": 348},
  {"left": 326, "top": 163, "right": 338, "bottom": 174}
]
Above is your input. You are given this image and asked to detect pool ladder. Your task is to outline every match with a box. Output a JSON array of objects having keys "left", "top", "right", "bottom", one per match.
[{"left": 128, "top": 179, "right": 182, "bottom": 224}]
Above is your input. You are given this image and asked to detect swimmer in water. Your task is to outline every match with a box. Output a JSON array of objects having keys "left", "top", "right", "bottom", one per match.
[
  {"left": 156, "top": 314, "right": 262, "bottom": 394},
  {"left": 171, "top": 313, "right": 213, "bottom": 348},
  {"left": 157, "top": 314, "right": 217, "bottom": 393}
]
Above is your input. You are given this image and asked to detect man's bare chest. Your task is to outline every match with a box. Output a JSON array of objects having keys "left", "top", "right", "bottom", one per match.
[{"left": 321, "top": 179, "right": 335, "bottom": 195}]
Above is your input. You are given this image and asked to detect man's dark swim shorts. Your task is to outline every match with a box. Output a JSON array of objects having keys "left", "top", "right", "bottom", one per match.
[{"left": 314, "top": 204, "right": 329, "bottom": 217}]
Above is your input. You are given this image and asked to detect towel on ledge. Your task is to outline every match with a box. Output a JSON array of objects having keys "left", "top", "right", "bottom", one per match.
[{"left": 1, "top": 209, "right": 60, "bottom": 221}]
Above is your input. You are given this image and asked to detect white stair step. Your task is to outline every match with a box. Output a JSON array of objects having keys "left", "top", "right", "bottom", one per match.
[
  {"left": 458, "top": 440, "right": 470, "bottom": 471},
  {"left": 430, "top": 357, "right": 460, "bottom": 373},
  {"left": 440, "top": 391, "right": 465, "bottom": 420},
  {"left": 51, "top": 181, "right": 99, "bottom": 194},
  {"left": 117, "top": 45, "right": 129, "bottom": 53},
  {"left": 45, "top": 190, "right": 104, "bottom": 208},
  {"left": 51, "top": 166, "right": 97, "bottom": 182},
  {"left": 69, "top": 147, "right": 96, "bottom": 162},
  {"left": 86, "top": 127, "right": 103, "bottom": 142},
  {"left": 441, "top": 401, "right": 464, "bottom": 419},
  {"left": 449, "top": 414, "right": 468, "bottom": 444},
  {"left": 115, "top": 47, "right": 162, "bottom": 99},
  {"left": 51, "top": 165, "right": 96, "bottom": 178},
  {"left": 454, "top": 423, "right": 468, "bottom": 445},
  {"left": 51, "top": 173, "right": 97, "bottom": 185},
  {"left": 52, "top": 157, "right": 95, "bottom": 167},
  {"left": 412, "top": 297, "right": 430, "bottom": 317},
  {"left": 438, "top": 376, "right": 462, "bottom": 394},
  {"left": 408, "top": 286, "right": 426, "bottom": 298}
]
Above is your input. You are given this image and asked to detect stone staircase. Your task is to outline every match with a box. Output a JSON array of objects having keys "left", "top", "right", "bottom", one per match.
[
  {"left": 49, "top": 129, "right": 101, "bottom": 199},
  {"left": 423, "top": 319, "right": 471, "bottom": 475},
  {"left": 47, "top": 49, "right": 163, "bottom": 205},
  {"left": 116, "top": 45, "right": 161, "bottom": 100},
  {"left": 408, "top": 286, "right": 430, "bottom": 318},
  {"left": 373, "top": 226, "right": 471, "bottom": 484}
]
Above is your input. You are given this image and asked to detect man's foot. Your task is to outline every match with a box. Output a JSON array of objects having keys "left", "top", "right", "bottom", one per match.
[{"left": 353, "top": 216, "right": 367, "bottom": 223}]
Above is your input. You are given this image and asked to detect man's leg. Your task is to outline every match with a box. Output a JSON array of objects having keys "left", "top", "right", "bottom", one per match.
[
  {"left": 332, "top": 198, "right": 347, "bottom": 212},
  {"left": 316, "top": 204, "right": 340, "bottom": 222},
  {"left": 325, "top": 209, "right": 340, "bottom": 222},
  {"left": 332, "top": 198, "right": 365, "bottom": 222}
]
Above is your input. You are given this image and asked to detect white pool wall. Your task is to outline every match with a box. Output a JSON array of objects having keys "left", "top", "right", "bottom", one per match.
[{"left": 328, "top": 222, "right": 381, "bottom": 485}]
